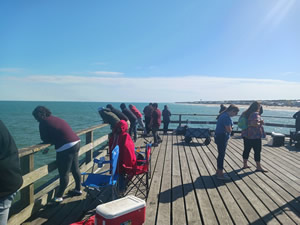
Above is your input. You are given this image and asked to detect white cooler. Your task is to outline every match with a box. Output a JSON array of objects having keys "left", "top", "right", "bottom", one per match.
[{"left": 95, "top": 195, "right": 146, "bottom": 225}]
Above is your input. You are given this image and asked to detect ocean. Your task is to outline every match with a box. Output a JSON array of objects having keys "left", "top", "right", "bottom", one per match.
[
  {"left": 0, "top": 101, "right": 296, "bottom": 189},
  {"left": 0, "top": 101, "right": 296, "bottom": 150}
]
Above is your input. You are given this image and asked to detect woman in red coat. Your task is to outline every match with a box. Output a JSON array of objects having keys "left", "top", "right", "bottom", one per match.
[{"left": 109, "top": 120, "right": 136, "bottom": 191}]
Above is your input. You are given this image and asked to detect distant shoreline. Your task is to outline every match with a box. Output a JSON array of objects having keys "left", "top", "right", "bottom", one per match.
[{"left": 176, "top": 102, "right": 300, "bottom": 112}]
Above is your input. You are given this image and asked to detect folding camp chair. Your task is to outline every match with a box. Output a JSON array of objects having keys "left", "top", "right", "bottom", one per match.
[
  {"left": 122, "top": 144, "right": 152, "bottom": 199},
  {"left": 81, "top": 145, "right": 119, "bottom": 205}
]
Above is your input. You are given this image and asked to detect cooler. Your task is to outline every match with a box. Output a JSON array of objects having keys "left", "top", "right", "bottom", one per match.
[
  {"left": 271, "top": 132, "right": 285, "bottom": 147},
  {"left": 95, "top": 195, "right": 146, "bottom": 225}
]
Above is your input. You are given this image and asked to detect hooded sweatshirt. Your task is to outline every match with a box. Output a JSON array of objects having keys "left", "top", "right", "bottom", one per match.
[
  {"left": 109, "top": 120, "right": 136, "bottom": 174},
  {"left": 0, "top": 120, "right": 23, "bottom": 198}
]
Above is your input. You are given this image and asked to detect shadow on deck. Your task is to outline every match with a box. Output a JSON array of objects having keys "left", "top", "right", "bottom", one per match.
[{"left": 25, "top": 133, "right": 300, "bottom": 225}]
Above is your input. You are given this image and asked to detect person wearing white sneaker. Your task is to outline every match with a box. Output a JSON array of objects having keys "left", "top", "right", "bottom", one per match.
[
  {"left": 215, "top": 104, "right": 239, "bottom": 180},
  {"left": 32, "top": 106, "right": 82, "bottom": 203}
]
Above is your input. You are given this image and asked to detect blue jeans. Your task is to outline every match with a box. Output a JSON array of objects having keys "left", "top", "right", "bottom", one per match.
[
  {"left": 215, "top": 133, "right": 229, "bottom": 170},
  {"left": 0, "top": 192, "right": 16, "bottom": 225}
]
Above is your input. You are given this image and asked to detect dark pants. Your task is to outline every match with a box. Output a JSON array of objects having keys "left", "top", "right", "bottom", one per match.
[
  {"left": 163, "top": 121, "right": 170, "bottom": 134},
  {"left": 215, "top": 133, "right": 229, "bottom": 170},
  {"left": 56, "top": 142, "right": 81, "bottom": 197},
  {"left": 145, "top": 116, "right": 151, "bottom": 134},
  {"left": 243, "top": 138, "right": 262, "bottom": 162},
  {"left": 152, "top": 126, "right": 161, "bottom": 144},
  {"left": 129, "top": 120, "right": 137, "bottom": 141}
]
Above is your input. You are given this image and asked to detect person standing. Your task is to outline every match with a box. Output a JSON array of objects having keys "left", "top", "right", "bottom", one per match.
[
  {"left": 215, "top": 104, "right": 239, "bottom": 180},
  {"left": 129, "top": 104, "right": 146, "bottom": 135},
  {"left": 151, "top": 103, "right": 162, "bottom": 147},
  {"left": 32, "top": 106, "right": 82, "bottom": 202},
  {"left": 241, "top": 101, "right": 267, "bottom": 172},
  {"left": 0, "top": 120, "right": 23, "bottom": 225},
  {"left": 120, "top": 103, "right": 137, "bottom": 142},
  {"left": 143, "top": 103, "right": 153, "bottom": 135},
  {"left": 162, "top": 105, "right": 171, "bottom": 134},
  {"left": 293, "top": 110, "right": 300, "bottom": 132}
]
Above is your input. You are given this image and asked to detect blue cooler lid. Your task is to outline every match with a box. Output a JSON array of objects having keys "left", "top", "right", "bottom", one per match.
[{"left": 96, "top": 195, "right": 146, "bottom": 219}]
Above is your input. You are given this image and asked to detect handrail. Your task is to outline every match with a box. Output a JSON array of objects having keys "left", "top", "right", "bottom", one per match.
[{"left": 9, "top": 123, "right": 109, "bottom": 225}]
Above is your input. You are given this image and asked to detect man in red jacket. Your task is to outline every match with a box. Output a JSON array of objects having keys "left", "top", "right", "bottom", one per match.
[
  {"left": 151, "top": 103, "right": 162, "bottom": 147},
  {"left": 129, "top": 104, "right": 146, "bottom": 135}
]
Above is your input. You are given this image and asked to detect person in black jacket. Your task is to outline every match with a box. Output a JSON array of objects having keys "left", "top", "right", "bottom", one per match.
[
  {"left": 293, "top": 111, "right": 300, "bottom": 132},
  {"left": 106, "top": 104, "right": 130, "bottom": 128},
  {"left": 0, "top": 120, "right": 23, "bottom": 225},
  {"left": 120, "top": 103, "right": 137, "bottom": 141},
  {"left": 162, "top": 105, "right": 171, "bottom": 134}
]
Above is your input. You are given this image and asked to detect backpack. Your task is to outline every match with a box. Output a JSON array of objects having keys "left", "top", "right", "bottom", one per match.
[{"left": 238, "top": 115, "right": 248, "bottom": 130}]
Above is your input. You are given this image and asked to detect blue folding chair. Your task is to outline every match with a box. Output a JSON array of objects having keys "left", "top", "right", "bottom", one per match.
[{"left": 81, "top": 145, "right": 119, "bottom": 205}]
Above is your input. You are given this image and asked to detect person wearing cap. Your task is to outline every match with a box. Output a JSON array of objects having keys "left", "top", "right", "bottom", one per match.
[
  {"left": 129, "top": 104, "right": 146, "bottom": 135},
  {"left": 120, "top": 103, "right": 137, "bottom": 142},
  {"left": 98, "top": 107, "right": 120, "bottom": 130}
]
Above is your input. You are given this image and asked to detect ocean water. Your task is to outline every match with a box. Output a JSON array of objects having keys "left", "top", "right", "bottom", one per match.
[
  {"left": 0, "top": 101, "right": 296, "bottom": 150},
  {"left": 0, "top": 101, "right": 296, "bottom": 189}
]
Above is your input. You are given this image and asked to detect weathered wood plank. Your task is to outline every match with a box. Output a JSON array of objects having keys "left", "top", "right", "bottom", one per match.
[
  {"left": 156, "top": 134, "right": 172, "bottom": 225},
  {"left": 171, "top": 134, "right": 187, "bottom": 225},
  {"left": 176, "top": 136, "right": 203, "bottom": 225}
]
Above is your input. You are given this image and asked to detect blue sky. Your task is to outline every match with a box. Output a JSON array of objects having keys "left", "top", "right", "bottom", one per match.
[{"left": 0, "top": 0, "right": 299, "bottom": 102}]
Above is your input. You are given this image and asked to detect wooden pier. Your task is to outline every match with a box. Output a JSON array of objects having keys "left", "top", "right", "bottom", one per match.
[{"left": 17, "top": 132, "right": 300, "bottom": 225}]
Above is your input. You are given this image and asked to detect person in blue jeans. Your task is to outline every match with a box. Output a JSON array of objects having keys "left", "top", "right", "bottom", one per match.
[
  {"left": 215, "top": 104, "right": 239, "bottom": 180},
  {"left": 0, "top": 120, "right": 23, "bottom": 225}
]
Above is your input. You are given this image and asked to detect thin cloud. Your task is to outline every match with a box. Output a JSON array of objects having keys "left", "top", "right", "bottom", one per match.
[
  {"left": 3, "top": 74, "right": 300, "bottom": 102},
  {"left": 89, "top": 71, "right": 124, "bottom": 76}
]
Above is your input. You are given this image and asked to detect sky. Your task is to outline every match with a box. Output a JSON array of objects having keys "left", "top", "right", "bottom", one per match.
[{"left": 0, "top": 0, "right": 299, "bottom": 102}]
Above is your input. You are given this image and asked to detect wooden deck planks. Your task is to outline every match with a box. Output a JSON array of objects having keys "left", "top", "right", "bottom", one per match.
[{"left": 24, "top": 133, "right": 300, "bottom": 225}]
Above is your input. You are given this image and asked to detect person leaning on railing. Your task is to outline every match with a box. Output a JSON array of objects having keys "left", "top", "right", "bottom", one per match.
[
  {"left": 0, "top": 120, "right": 23, "bottom": 225},
  {"left": 32, "top": 106, "right": 82, "bottom": 203}
]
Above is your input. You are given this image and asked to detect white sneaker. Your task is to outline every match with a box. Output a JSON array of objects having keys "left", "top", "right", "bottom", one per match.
[{"left": 54, "top": 197, "right": 63, "bottom": 203}]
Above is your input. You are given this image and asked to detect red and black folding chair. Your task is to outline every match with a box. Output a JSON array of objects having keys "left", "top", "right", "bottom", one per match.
[{"left": 122, "top": 143, "right": 151, "bottom": 199}]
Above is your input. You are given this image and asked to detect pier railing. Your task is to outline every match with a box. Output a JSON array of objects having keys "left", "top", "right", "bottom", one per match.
[
  {"left": 170, "top": 113, "right": 295, "bottom": 135},
  {"left": 9, "top": 113, "right": 295, "bottom": 224},
  {"left": 9, "top": 124, "right": 109, "bottom": 225}
]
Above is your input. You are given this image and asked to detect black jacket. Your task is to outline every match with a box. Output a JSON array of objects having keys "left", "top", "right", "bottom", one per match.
[
  {"left": 110, "top": 107, "right": 129, "bottom": 121},
  {"left": 122, "top": 108, "right": 137, "bottom": 123},
  {"left": 0, "top": 120, "right": 23, "bottom": 198}
]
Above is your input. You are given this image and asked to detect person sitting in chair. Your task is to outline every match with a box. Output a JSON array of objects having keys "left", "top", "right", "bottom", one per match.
[{"left": 109, "top": 120, "right": 136, "bottom": 192}]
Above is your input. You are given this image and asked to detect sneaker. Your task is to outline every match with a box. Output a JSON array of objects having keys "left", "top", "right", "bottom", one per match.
[
  {"left": 69, "top": 189, "right": 82, "bottom": 196},
  {"left": 152, "top": 143, "right": 158, "bottom": 147},
  {"left": 54, "top": 197, "right": 63, "bottom": 203},
  {"left": 216, "top": 174, "right": 231, "bottom": 180}
]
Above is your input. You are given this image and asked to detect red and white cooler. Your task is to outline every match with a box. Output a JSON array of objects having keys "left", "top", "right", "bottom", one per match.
[{"left": 95, "top": 195, "right": 146, "bottom": 225}]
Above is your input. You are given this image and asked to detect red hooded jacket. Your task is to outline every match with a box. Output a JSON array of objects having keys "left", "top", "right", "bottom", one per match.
[{"left": 109, "top": 120, "right": 136, "bottom": 174}]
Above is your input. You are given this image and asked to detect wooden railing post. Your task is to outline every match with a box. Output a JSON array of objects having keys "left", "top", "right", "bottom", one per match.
[
  {"left": 85, "top": 130, "right": 93, "bottom": 164},
  {"left": 20, "top": 154, "right": 34, "bottom": 207},
  {"left": 179, "top": 114, "right": 182, "bottom": 127}
]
